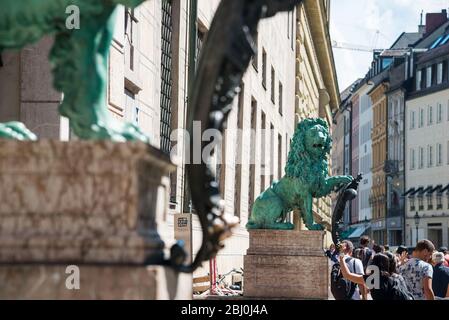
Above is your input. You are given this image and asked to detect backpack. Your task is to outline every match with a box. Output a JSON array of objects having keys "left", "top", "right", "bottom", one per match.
[
  {"left": 330, "top": 257, "right": 357, "bottom": 300},
  {"left": 388, "top": 275, "right": 414, "bottom": 300},
  {"left": 359, "top": 247, "right": 372, "bottom": 270}
]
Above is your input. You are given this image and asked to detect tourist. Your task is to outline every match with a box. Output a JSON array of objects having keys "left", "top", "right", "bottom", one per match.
[
  {"left": 339, "top": 240, "right": 365, "bottom": 300},
  {"left": 339, "top": 252, "right": 413, "bottom": 300},
  {"left": 384, "top": 245, "right": 390, "bottom": 252},
  {"left": 399, "top": 239, "right": 435, "bottom": 300},
  {"left": 396, "top": 245, "right": 409, "bottom": 268},
  {"left": 438, "top": 247, "right": 449, "bottom": 267},
  {"left": 325, "top": 243, "right": 339, "bottom": 264},
  {"left": 431, "top": 251, "right": 449, "bottom": 299},
  {"left": 358, "top": 235, "right": 373, "bottom": 270},
  {"left": 373, "top": 244, "right": 384, "bottom": 255}
]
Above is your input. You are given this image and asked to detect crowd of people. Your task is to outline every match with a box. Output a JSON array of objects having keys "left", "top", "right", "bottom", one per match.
[{"left": 325, "top": 236, "right": 449, "bottom": 300}]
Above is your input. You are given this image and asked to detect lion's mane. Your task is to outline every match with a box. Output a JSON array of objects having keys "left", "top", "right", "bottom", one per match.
[{"left": 285, "top": 118, "right": 332, "bottom": 179}]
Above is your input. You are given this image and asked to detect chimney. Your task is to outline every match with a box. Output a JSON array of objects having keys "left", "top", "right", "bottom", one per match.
[
  {"left": 425, "top": 9, "right": 448, "bottom": 36},
  {"left": 418, "top": 10, "right": 425, "bottom": 35}
]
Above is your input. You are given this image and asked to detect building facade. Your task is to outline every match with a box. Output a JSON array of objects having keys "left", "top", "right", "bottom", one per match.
[
  {"left": 385, "top": 61, "right": 407, "bottom": 246},
  {"left": 369, "top": 80, "right": 389, "bottom": 245},
  {"left": 353, "top": 83, "right": 374, "bottom": 225},
  {"left": 295, "top": 0, "right": 340, "bottom": 239},
  {"left": 404, "top": 40, "right": 449, "bottom": 249}
]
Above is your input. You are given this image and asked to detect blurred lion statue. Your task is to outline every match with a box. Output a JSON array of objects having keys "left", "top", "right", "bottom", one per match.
[{"left": 246, "top": 118, "right": 352, "bottom": 230}]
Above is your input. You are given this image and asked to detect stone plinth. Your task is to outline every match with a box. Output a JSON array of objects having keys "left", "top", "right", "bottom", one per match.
[
  {"left": 244, "top": 230, "right": 329, "bottom": 299},
  {"left": 0, "top": 139, "right": 191, "bottom": 299}
]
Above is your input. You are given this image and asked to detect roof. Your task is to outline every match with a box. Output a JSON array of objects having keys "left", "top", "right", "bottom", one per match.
[
  {"left": 416, "top": 42, "right": 449, "bottom": 65},
  {"left": 380, "top": 49, "right": 410, "bottom": 57},
  {"left": 413, "top": 20, "right": 449, "bottom": 49},
  {"left": 340, "top": 79, "right": 363, "bottom": 99},
  {"left": 390, "top": 32, "right": 423, "bottom": 49}
]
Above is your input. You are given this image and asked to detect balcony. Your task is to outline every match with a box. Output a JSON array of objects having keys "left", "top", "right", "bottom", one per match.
[{"left": 384, "top": 160, "right": 399, "bottom": 176}]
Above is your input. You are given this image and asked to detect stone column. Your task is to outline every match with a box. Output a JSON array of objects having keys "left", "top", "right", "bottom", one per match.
[{"left": 0, "top": 140, "right": 191, "bottom": 299}]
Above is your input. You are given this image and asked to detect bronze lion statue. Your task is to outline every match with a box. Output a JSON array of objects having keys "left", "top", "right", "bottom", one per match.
[{"left": 246, "top": 118, "right": 353, "bottom": 230}]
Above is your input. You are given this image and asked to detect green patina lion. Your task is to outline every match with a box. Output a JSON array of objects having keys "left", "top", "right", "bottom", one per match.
[
  {"left": 246, "top": 118, "right": 352, "bottom": 231},
  {"left": 0, "top": 0, "right": 148, "bottom": 142}
]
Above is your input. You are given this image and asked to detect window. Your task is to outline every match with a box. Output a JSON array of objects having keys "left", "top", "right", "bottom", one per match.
[
  {"left": 125, "top": 8, "right": 137, "bottom": 71},
  {"left": 428, "top": 106, "right": 433, "bottom": 125},
  {"left": 437, "top": 103, "right": 442, "bottom": 123},
  {"left": 427, "top": 194, "right": 433, "bottom": 210},
  {"left": 437, "top": 194, "right": 443, "bottom": 209},
  {"left": 260, "top": 110, "right": 266, "bottom": 194},
  {"left": 291, "top": 8, "right": 295, "bottom": 50},
  {"left": 279, "top": 82, "right": 283, "bottom": 115},
  {"left": 234, "top": 82, "right": 244, "bottom": 217},
  {"left": 410, "top": 111, "right": 415, "bottom": 129},
  {"left": 360, "top": 122, "right": 372, "bottom": 145},
  {"left": 160, "top": 0, "right": 173, "bottom": 155},
  {"left": 418, "top": 196, "right": 424, "bottom": 211},
  {"left": 419, "top": 108, "right": 424, "bottom": 127},
  {"left": 447, "top": 141, "right": 449, "bottom": 165},
  {"left": 437, "top": 63, "right": 443, "bottom": 84},
  {"left": 262, "top": 48, "right": 267, "bottom": 89},
  {"left": 416, "top": 70, "right": 422, "bottom": 90},
  {"left": 252, "top": 30, "right": 258, "bottom": 71},
  {"left": 410, "top": 149, "right": 415, "bottom": 170},
  {"left": 278, "top": 134, "right": 282, "bottom": 179},
  {"left": 437, "top": 143, "right": 442, "bottom": 166},
  {"left": 428, "top": 145, "right": 433, "bottom": 167},
  {"left": 426, "top": 66, "right": 432, "bottom": 88},
  {"left": 410, "top": 197, "right": 415, "bottom": 211},
  {"left": 271, "top": 66, "right": 275, "bottom": 103},
  {"left": 360, "top": 154, "right": 371, "bottom": 174},
  {"left": 447, "top": 100, "right": 449, "bottom": 121},
  {"left": 419, "top": 147, "right": 424, "bottom": 168},
  {"left": 125, "top": 88, "right": 138, "bottom": 124},
  {"left": 249, "top": 99, "right": 257, "bottom": 213}
]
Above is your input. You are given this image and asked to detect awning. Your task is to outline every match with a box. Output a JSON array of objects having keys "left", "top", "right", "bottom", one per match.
[
  {"left": 409, "top": 187, "right": 423, "bottom": 197},
  {"left": 420, "top": 186, "right": 433, "bottom": 196},
  {"left": 347, "top": 225, "right": 369, "bottom": 239},
  {"left": 428, "top": 185, "right": 443, "bottom": 195},
  {"left": 402, "top": 187, "right": 415, "bottom": 197},
  {"left": 340, "top": 227, "right": 356, "bottom": 239},
  {"left": 441, "top": 184, "right": 449, "bottom": 193}
]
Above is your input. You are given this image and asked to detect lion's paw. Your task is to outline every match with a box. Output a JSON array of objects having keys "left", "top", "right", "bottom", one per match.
[
  {"left": 73, "top": 119, "right": 150, "bottom": 143},
  {"left": 0, "top": 122, "right": 37, "bottom": 141}
]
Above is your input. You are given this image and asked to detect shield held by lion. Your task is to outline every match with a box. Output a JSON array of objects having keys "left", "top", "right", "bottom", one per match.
[{"left": 246, "top": 118, "right": 352, "bottom": 231}]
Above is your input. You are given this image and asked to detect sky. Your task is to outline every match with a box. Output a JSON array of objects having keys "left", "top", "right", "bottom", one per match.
[{"left": 330, "top": 0, "right": 449, "bottom": 92}]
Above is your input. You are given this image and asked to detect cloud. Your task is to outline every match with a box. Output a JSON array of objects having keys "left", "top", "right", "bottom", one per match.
[{"left": 330, "top": 0, "right": 449, "bottom": 90}]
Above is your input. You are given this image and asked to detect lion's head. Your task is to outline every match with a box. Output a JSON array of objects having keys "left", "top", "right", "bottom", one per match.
[{"left": 285, "top": 118, "right": 332, "bottom": 178}]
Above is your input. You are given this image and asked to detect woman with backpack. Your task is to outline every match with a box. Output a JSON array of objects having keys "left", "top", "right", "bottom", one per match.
[{"left": 339, "top": 251, "right": 414, "bottom": 300}]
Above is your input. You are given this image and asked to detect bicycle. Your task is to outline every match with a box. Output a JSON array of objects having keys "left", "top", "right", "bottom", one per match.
[{"left": 198, "top": 268, "right": 244, "bottom": 297}]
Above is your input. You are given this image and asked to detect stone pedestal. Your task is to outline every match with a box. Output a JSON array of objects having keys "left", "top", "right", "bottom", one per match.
[
  {"left": 244, "top": 230, "right": 329, "bottom": 299},
  {"left": 0, "top": 140, "right": 191, "bottom": 299}
]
